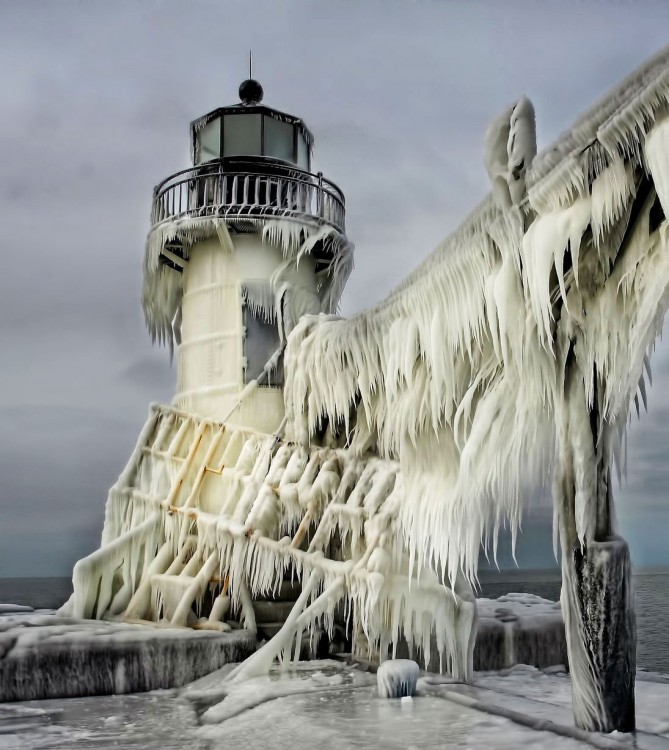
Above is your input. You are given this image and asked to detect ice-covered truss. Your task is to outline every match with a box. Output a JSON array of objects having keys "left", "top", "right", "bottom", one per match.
[
  {"left": 285, "top": 47, "right": 669, "bottom": 587},
  {"left": 281, "top": 47, "right": 669, "bottom": 730},
  {"left": 64, "top": 404, "right": 476, "bottom": 679}
]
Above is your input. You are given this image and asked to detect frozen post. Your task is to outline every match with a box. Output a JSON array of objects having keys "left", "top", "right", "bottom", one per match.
[{"left": 556, "top": 357, "right": 635, "bottom": 732}]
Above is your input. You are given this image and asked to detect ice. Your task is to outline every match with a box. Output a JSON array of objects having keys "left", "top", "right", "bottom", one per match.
[
  {"left": 473, "top": 666, "right": 669, "bottom": 744},
  {"left": 200, "top": 663, "right": 369, "bottom": 724},
  {"left": 0, "top": 691, "right": 200, "bottom": 750},
  {"left": 0, "top": 611, "right": 255, "bottom": 701},
  {"left": 484, "top": 96, "right": 537, "bottom": 208},
  {"left": 143, "top": 217, "right": 353, "bottom": 349},
  {"left": 278, "top": 49, "right": 669, "bottom": 729},
  {"left": 377, "top": 659, "right": 420, "bottom": 699},
  {"left": 390, "top": 592, "right": 565, "bottom": 673},
  {"left": 195, "top": 661, "right": 593, "bottom": 749},
  {"left": 66, "top": 404, "right": 478, "bottom": 683}
]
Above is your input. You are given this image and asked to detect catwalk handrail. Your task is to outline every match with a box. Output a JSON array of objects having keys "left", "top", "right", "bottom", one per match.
[{"left": 151, "top": 158, "right": 346, "bottom": 234}]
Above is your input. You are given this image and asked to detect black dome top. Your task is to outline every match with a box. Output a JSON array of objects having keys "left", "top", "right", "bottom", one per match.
[{"left": 239, "top": 79, "right": 264, "bottom": 105}]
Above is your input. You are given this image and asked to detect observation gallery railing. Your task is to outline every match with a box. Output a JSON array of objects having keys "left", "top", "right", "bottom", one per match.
[{"left": 151, "top": 157, "right": 346, "bottom": 235}]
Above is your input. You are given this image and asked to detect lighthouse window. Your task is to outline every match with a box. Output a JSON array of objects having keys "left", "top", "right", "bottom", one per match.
[
  {"left": 223, "top": 113, "right": 262, "bottom": 157},
  {"left": 243, "top": 307, "right": 284, "bottom": 386},
  {"left": 197, "top": 118, "right": 221, "bottom": 163},
  {"left": 264, "top": 116, "right": 294, "bottom": 163},
  {"left": 296, "top": 134, "right": 309, "bottom": 170}
]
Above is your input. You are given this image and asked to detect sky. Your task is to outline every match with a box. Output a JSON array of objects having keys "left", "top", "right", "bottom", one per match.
[{"left": 1, "top": 0, "right": 669, "bottom": 577}]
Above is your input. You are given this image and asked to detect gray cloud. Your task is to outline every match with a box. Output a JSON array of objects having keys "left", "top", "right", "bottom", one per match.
[{"left": 2, "top": 0, "right": 669, "bottom": 575}]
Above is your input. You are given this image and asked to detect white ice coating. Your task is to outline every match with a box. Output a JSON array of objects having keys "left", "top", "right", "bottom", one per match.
[
  {"left": 484, "top": 95, "right": 537, "bottom": 209},
  {"left": 68, "top": 48, "right": 669, "bottom": 703},
  {"left": 143, "top": 216, "right": 353, "bottom": 349}
]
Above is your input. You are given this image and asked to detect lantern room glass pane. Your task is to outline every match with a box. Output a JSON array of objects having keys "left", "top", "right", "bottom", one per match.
[
  {"left": 197, "top": 117, "right": 221, "bottom": 164},
  {"left": 264, "top": 116, "right": 294, "bottom": 162},
  {"left": 223, "top": 113, "right": 262, "bottom": 157},
  {"left": 296, "top": 133, "right": 309, "bottom": 169}
]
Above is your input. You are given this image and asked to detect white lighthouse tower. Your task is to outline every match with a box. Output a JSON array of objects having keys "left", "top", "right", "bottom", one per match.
[{"left": 144, "top": 77, "right": 352, "bottom": 432}]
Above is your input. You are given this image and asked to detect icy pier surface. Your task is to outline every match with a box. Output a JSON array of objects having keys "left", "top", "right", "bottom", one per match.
[
  {"left": 0, "top": 611, "right": 255, "bottom": 702},
  {"left": 4, "top": 661, "right": 667, "bottom": 749}
]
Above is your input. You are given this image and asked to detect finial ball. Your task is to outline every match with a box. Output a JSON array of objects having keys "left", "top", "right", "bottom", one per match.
[{"left": 239, "top": 79, "right": 264, "bottom": 105}]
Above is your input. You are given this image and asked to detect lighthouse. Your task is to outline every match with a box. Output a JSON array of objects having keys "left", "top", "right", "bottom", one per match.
[
  {"left": 64, "top": 75, "right": 476, "bottom": 681},
  {"left": 143, "top": 77, "right": 352, "bottom": 432}
]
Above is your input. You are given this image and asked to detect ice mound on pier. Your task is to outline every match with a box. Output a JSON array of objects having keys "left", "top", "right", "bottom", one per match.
[
  {"left": 392, "top": 592, "right": 567, "bottom": 673},
  {"left": 475, "top": 594, "right": 566, "bottom": 671},
  {"left": 377, "top": 659, "right": 420, "bottom": 699},
  {"left": 0, "top": 610, "right": 256, "bottom": 702}
]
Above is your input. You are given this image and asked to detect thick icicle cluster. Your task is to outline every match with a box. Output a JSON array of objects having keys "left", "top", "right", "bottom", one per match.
[
  {"left": 284, "top": 47, "right": 669, "bottom": 592},
  {"left": 63, "top": 405, "right": 476, "bottom": 679}
]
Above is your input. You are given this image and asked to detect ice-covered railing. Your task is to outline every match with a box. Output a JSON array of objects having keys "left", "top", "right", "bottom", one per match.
[
  {"left": 282, "top": 45, "right": 669, "bottom": 731},
  {"left": 64, "top": 403, "right": 477, "bottom": 680},
  {"left": 151, "top": 157, "right": 345, "bottom": 235},
  {"left": 284, "top": 47, "right": 669, "bottom": 584}
]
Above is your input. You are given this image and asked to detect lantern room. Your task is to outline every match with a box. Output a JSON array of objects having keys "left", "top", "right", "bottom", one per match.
[{"left": 191, "top": 79, "right": 313, "bottom": 169}]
